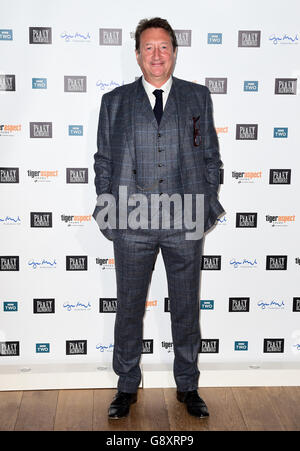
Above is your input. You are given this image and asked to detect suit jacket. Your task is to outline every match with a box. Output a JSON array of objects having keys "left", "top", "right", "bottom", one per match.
[{"left": 93, "top": 76, "right": 225, "bottom": 240}]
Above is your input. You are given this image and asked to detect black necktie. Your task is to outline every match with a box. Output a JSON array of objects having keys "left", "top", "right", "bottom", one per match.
[{"left": 153, "top": 89, "right": 163, "bottom": 125}]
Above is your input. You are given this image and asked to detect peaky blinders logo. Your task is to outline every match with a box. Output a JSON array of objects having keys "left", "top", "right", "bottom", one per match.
[
  {"left": 142, "top": 339, "right": 153, "bottom": 354},
  {"left": 66, "top": 168, "right": 88, "bottom": 184},
  {"left": 293, "top": 298, "right": 300, "bottom": 312},
  {"left": 263, "top": 338, "right": 284, "bottom": 353},
  {"left": 30, "top": 212, "right": 52, "bottom": 228},
  {"left": 99, "top": 298, "right": 117, "bottom": 313},
  {"left": 236, "top": 212, "right": 257, "bottom": 228},
  {"left": 269, "top": 169, "right": 291, "bottom": 184},
  {"left": 0, "top": 168, "right": 19, "bottom": 183},
  {"left": 29, "top": 27, "right": 52, "bottom": 44},
  {"left": 30, "top": 122, "right": 52, "bottom": 138},
  {"left": 274, "top": 78, "right": 297, "bottom": 95},
  {"left": 0, "top": 74, "right": 15, "bottom": 91},
  {"left": 64, "top": 76, "right": 87, "bottom": 92},
  {"left": 201, "top": 256, "right": 221, "bottom": 270},
  {"left": 236, "top": 124, "right": 258, "bottom": 140},
  {"left": 0, "top": 341, "right": 19, "bottom": 356},
  {"left": 205, "top": 77, "right": 227, "bottom": 94},
  {"left": 99, "top": 28, "right": 122, "bottom": 45},
  {"left": 33, "top": 298, "right": 55, "bottom": 313},
  {"left": 238, "top": 30, "right": 261, "bottom": 47},
  {"left": 0, "top": 256, "right": 19, "bottom": 271},
  {"left": 174, "top": 30, "right": 192, "bottom": 46},
  {"left": 66, "top": 256, "right": 88, "bottom": 271},
  {"left": 199, "top": 339, "right": 219, "bottom": 353},
  {"left": 164, "top": 297, "right": 170, "bottom": 312},
  {"left": 66, "top": 340, "right": 87, "bottom": 355},
  {"left": 229, "top": 297, "right": 250, "bottom": 312},
  {"left": 266, "top": 255, "right": 288, "bottom": 270}
]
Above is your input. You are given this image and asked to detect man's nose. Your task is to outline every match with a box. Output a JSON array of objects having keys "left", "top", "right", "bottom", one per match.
[{"left": 153, "top": 46, "right": 162, "bottom": 58}]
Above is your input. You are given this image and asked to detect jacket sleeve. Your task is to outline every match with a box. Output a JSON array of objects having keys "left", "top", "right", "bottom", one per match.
[
  {"left": 92, "top": 94, "right": 115, "bottom": 241},
  {"left": 202, "top": 87, "right": 225, "bottom": 231},
  {"left": 202, "top": 87, "right": 223, "bottom": 197},
  {"left": 94, "top": 94, "right": 112, "bottom": 196}
]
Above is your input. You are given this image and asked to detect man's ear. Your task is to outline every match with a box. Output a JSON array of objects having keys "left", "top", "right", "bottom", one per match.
[{"left": 135, "top": 49, "right": 140, "bottom": 64}]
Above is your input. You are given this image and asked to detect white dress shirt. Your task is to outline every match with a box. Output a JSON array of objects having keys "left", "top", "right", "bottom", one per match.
[{"left": 142, "top": 76, "right": 173, "bottom": 110}]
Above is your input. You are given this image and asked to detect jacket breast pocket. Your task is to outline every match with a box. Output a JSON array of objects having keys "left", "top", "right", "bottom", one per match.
[{"left": 189, "top": 115, "right": 202, "bottom": 149}]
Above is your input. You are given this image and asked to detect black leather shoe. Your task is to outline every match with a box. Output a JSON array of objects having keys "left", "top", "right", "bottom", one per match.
[
  {"left": 108, "top": 391, "right": 137, "bottom": 419},
  {"left": 177, "top": 390, "right": 209, "bottom": 418}
]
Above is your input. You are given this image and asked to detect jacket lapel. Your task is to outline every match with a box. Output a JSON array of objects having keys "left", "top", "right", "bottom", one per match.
[
  {"left": 124, "top": 78, "right": 139, "bottom": 163},
  {"left": 135, "top": 79, "right": 157, "bottom": 126},
  {"left": 125, "top": 77, "right": 156, "bottom": 163}
]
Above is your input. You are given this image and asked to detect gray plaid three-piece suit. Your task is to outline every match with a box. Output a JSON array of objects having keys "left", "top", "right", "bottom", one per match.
[{"left": 93, "top": 76, "right": 225, "bottom": 392}]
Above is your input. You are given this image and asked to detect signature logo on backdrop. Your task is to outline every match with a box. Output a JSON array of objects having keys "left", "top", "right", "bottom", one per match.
[
  {"left": 60, "top": 31, "right": 91, "bottom": 42},
  {"left": 96, "top": 80, "right": 124, "bottom": 91},
  {"left": 28, "top": 259, "right": 57, "bottom": 270},
  {"left": 63, "top": 301, "right": 91, "bottom": 311},
  {"left": 230, "top": 258, "right": 258, "bottom": 269},
  {"left": 257, "top": 300, "right": 285, "bottom": 310},
  {"left": 0, "top": 215, "right": 21, "bottom": 225},
  {"left": 269, "top": 33, "right": 299, "bottom": 45},
  {"left": 96, "top": 343, "right": 114, "bottom": 353}
]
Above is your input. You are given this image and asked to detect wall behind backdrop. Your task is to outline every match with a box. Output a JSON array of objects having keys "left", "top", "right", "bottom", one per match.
[{"left": 1, "top": 0, "right": 300, "bottom": 375}]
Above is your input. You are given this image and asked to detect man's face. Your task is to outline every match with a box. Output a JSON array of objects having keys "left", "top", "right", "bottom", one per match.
[{"left": 136, "top": 27, "right": 177, "bottom": 87}]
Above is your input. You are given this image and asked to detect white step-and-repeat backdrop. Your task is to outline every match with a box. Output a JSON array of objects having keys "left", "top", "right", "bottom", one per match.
[{"left": 1, "top": 0, "right": 300, "bottom": 372}]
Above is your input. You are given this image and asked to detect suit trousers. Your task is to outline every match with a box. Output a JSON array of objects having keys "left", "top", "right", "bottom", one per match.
[{"left": 112, "top": 227, "right": 203, "bottom": 393}]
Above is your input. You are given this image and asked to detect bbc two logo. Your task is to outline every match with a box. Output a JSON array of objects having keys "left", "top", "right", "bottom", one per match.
[{"left": 0, "top": 29, "right": 13, "bottom": 40}]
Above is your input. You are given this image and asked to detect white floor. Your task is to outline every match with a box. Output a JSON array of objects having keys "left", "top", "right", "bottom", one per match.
[{"left": 1, "top": 362, "right": 300, "bottom": 391}]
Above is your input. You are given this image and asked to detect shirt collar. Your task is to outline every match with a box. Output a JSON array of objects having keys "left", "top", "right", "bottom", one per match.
[{"left": 142, "top": 76, "right": 173, "bottom": 98}]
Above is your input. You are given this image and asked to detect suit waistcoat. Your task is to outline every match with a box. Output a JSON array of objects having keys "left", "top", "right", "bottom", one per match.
[{"left": 134, "top": 84, "right": 184, "bottom": 196}]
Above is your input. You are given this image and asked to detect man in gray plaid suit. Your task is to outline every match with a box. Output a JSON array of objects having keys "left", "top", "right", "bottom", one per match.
[{"left": 93, "top": 17, "right": 224, "bottom": 419}]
